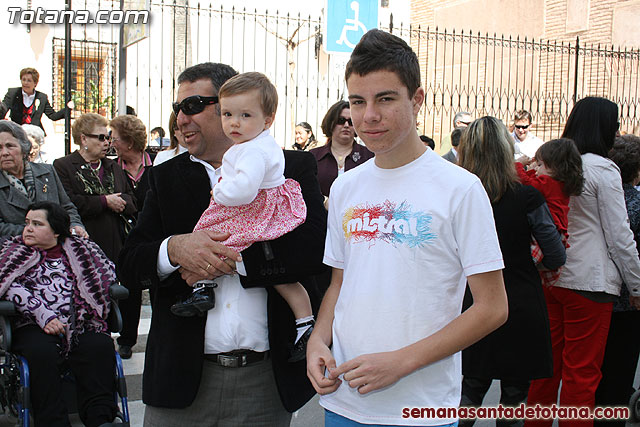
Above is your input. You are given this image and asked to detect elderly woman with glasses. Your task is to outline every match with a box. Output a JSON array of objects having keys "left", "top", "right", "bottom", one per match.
[
  {"left": 22, "top": 123, "right": 47, "bottom": 163},
  {"left": 53, "top": 113, "right": 136, "bottom": 263},
  {"left": 310, "top": 100, "right": 374, "bottom": 200},
  {"left": 108, "top": 114, "right": 151, "bottom": 360},
  {"left": 0, "top": 120, "right": 86, "bottom": 238}
]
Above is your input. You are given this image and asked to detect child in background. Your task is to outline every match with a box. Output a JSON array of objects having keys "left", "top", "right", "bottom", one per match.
[
  {"left": 516, "top": 138, "right": 584, "bottom": 285},
  {"left": 171, "top": 72, "right": 313, "bottom": 362}
]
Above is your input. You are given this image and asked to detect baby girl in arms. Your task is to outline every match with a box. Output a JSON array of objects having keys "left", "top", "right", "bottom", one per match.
[{"left": 172, "top": 72, "right": 313, "bottom": 362}]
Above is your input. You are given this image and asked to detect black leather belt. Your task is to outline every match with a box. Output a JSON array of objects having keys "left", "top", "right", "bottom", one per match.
[{"left": 204, "top": 350, "right": 270, "bottom": 368}]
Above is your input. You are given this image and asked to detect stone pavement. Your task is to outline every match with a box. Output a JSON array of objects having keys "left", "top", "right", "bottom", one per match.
[{"left": 1, "top": 300, "right": 638, "bottom": 426}]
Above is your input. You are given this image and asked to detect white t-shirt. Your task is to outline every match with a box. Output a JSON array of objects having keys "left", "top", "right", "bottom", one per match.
[
  {"left": 152, "top": 145, "right": 188, "bottom": 166},
  {"left": 513, "top": 132, "right": 544, "bottom": 158},
  {"left": 321, "top": 149, "right": 504, "bottom": 425},
  {"left": 213, "top": 129, "right": 285, "bottom": 206}
]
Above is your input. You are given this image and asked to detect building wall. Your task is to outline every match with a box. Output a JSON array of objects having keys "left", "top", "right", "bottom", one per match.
[
  {"left": 410, "top": 0, "right": 640, "bottom": 147},
  {"left": 412, "top": 0, "right": 640, "bottom": 49},
  {"left": 1, "top": 0, "right": 412, "bottom": 155}
]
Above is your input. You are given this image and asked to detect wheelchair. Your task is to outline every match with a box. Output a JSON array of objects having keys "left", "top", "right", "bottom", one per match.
[{"left": 0, "top": 284, "right": 131, "bottom": 426}]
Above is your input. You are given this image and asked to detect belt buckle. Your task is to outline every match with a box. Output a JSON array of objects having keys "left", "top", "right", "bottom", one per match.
[{"left": 218, "top": 354, "right": 247, "bottom": 368}]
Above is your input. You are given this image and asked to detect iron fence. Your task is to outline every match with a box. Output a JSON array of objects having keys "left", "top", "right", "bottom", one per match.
[
  {"left": 53, "top": 1, "right": 640, "bottom": 150},
  {"left": 401, "top": 25, "right": 640, "bottom": 144}
]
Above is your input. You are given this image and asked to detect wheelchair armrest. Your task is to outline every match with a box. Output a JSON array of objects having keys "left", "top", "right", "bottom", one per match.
[
  {"left": 108, "top": 284, "right": 128, "bottom": 334},
  {"left": 108, "top": 300, "right": 123, "bottom": 334},
  {"left": 0, "top": 301, "right": 16, "bottom": 316},
  {"left": 109, "top": 284, "right": 129, "bottom": 301}
]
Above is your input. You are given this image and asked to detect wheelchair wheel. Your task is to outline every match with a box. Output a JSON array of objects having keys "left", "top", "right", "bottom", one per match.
[
  {"left": 114, "top": 351, "right": 130, "bottom": 426},
  {"left": 0, "top": 354, "right": 30, "bottom": 426}
]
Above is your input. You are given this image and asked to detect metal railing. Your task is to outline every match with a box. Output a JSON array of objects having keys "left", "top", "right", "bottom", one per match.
[
  {"left": 52, "top": 1, "right": 640, "bottom": 148},
  {"left": 401, "top": 25, "right": 640, "bottom": 143}
]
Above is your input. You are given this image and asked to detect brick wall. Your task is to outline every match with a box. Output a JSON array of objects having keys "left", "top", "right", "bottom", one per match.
[{"left": 408, "top": 0, "right": 640, "bottom": 139}]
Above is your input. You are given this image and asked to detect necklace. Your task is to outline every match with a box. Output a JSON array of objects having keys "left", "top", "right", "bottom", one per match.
[
  {"left": 331, "top": 145, "right": 352, "bottom": 166},
  {"left": 89, "top": 159, "right": 102, "bottom": 170}
]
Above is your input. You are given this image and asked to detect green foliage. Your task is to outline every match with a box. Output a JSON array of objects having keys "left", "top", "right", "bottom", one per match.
[{"left": 71, "top": 81, "right": 113, "bottom": 114}]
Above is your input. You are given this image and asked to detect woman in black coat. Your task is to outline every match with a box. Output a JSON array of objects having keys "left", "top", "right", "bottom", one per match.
[
  {"left": 107, "top": 114, "right": 152, "bottom": 359},
  {"left": 53, "top": 113, "right": 136, "bottom": 262},
  {"left": 2, "top": 67, "right": 70, "bottom": 133},
  {"left": 457, "top": 117, "right": 566, "bottom": 426}
]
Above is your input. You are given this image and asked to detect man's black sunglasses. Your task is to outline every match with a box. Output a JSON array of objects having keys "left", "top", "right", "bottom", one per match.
[
  {"left": 514, "top": 124, "right": 530, "bottom": 130},
  {"left": 84, "top": 133, "right": 110, "bottom": 142},
  {"left": 336, "top": 117, "right": 353, "bottom": 127},
  {"left": 172, "top": 95, "right": 219, "bottom": 116}
]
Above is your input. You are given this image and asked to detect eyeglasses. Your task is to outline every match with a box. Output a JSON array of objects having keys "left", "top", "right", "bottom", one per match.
[
  {"left": 514, "top": 124, "right": 530, "bottom": 130},
  {"left": 172, "top": 95, "right": 219, "bottom": 116},
  {"left": 336, "top": 117, "right": 353, "bottom": 127},
  {"left": 84, "top": 133, "right": 110, "bottom": 142},
  {"left": 458, "top": 120, "right": 472, "bottom": 126}
]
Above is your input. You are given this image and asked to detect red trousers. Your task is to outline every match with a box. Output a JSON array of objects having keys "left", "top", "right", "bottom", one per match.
[{"left": 526, "top": 286, "right": 612, "bottom": 427}]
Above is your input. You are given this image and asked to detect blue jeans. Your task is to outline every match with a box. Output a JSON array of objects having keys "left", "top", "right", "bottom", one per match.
[{"left": 325, "top": 410, "right": 459, "bottom": 427}]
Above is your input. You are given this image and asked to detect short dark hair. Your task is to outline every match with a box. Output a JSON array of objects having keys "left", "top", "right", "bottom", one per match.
[
  {"left": 419, "top": 135, "right": 435, "bottom": 150},
  {"left": 151, "top": 127, "right": 165, "bottom": 138},
  {"left": 451, "top": 128, "right": 462, "bottom": 147},
  {"left": 27, "top": 201, "right": 71, "bottom": 244},
  {"left": 177, "top": 62, "right": 238, "bottom": 93},
  {"left": 535, "top": 138, "right": 584, "bottom": 196},
  {"left": 345, "top": 29, "right": 421, "bottom": 98},
  {"left": 609, "top": 135, "right": 640, "bottom": 184},
  {"left": 321, "top": 100, "right": 351, "bottom": 141},
  {"left": 562, "top": 97, "right": 619, "bottom": 157}
]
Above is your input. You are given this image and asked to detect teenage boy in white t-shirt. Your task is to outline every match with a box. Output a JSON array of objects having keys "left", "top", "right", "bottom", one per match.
[{"left": 306, "top": 29, "right": 509, "bottom": 427}]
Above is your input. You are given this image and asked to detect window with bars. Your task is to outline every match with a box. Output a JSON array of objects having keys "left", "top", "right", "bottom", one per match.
[{"left": 52, "top": 38, "right": 117, "bottom": 118}]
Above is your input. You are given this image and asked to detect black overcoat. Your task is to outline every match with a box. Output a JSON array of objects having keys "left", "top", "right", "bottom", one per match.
[{"left": 117, "top": 150, "right": 328, "bottom": 411}]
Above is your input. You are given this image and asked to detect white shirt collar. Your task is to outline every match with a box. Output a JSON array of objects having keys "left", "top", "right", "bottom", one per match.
[{"left": 22, "top": 90, "right": 35, "bottom": 107}]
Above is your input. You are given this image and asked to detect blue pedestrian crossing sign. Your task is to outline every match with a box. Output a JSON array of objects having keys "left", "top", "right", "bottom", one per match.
[{"left": 325, "top": 0, "right": 378, "bottom": 54}]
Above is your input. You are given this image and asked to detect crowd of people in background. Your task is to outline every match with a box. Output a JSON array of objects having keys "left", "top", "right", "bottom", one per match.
[{"left": 2, "top": 34, "right": 640, "bottom": 427}]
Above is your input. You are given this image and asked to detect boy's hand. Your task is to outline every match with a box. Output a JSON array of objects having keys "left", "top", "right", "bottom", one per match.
[
  {"left": 307, "top": 334, "right": 341, "bottom": 395},
  {"left": 328, "top": 350, "right": 411, "bottom": 395}
]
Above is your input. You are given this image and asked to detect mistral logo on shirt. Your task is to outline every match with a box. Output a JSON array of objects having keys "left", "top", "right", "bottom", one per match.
[{"left": 342, "top": 200, "right": 437, "bottom": 247}]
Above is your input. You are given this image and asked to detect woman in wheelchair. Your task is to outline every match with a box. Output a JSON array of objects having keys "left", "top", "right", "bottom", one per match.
[{"left": 0, "top": 201, "right": 119, "bottom": 426}]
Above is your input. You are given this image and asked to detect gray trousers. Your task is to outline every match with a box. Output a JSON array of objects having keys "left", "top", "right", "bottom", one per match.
[{"left": 144, "top": 358, "right": 292, "bottom": 427}]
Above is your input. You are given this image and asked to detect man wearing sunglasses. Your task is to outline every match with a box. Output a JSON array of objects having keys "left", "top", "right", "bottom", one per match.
[
  {"left": 117, "top": 62, "right": 327, "bottom": 426},
  {"left": 512, "top": 109, "right": 544, "bottom": 158},
  {"left": 439, "top": 111, "right": 472, "bottom": 155}
]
